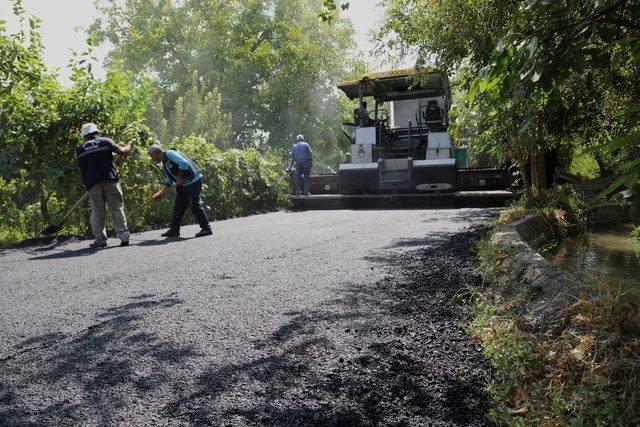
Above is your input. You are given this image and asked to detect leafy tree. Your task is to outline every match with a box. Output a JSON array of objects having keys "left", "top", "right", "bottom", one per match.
[
  {"left": 377, "top": 0, "right": 517, "bottom": 69},
  {"left": 92, "top": 0, "right": 360, "bottom": 163},
  {"left": 379, "top": 1, "right": 640, "bottom": 421},
  {"left": 0, "top": 6, "right": 61, "bottom": 223},
  {"left": 472, "top": 0, "right": 640, "bottom": 209},
  {"left": 378, "top": 0, "right": 640, "bottom": 195},
  {"left": 145, "top": 72, "right": 232, "bottom": 149},
  {"left": 319, "top": 0, "right": 350, "bottom": 21},
  {"left": 0, "top": 3, "right": 290, "bottom": 246},
  {"left": 0, "top": 5, "right": 153, "bottom": 242}
]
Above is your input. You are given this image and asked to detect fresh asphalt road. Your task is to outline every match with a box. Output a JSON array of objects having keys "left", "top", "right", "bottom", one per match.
[{"left": 0, "top": 208, "right": 497, "bottom": 425}]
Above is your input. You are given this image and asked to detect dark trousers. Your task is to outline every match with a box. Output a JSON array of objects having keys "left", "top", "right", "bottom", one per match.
[
  {"left": 170, "top": 179, "right": 210, "bottom": 231},
  {"left": 294, "top": 160, "right": 311, "bottom": 195}
]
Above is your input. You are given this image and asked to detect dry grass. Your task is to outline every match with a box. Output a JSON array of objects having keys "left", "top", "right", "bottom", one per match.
[
  {"left": 471, "top": 241, "right": 640, "bottom": 425},
  {"left": 496, "top": 205, "right": 527, "bottom": 225},
  {"left": 472, "top": 188, "right": 640, "bottom": 424}
]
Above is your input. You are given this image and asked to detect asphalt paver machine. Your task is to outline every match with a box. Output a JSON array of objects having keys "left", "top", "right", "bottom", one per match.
[
  {"left": 296, "top": 68, "right": 512, "bottom": 208},
  {"left": 337, "top": 68, "right": 459, "bottom": 194}
]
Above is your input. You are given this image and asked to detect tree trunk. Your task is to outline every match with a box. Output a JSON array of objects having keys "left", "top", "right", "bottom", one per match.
[
  {"left": 594, "top": 152, "right": 611, "bottom": 177},
  {"left": 631, "top": 184, "right": 640, "bottom": 226},
  {"left": 530, "top": 152, "right": 547, "bottom": 189},
  {"left": 516, "top": 150, "right": 530, "bottom": 188}
]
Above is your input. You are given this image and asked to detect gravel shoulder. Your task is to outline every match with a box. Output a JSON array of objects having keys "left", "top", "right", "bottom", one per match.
[{"left": 0, "top": 209, "right": 496, "bottom": 426}]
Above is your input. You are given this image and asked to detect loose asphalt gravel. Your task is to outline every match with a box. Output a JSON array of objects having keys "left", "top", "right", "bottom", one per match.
[{"left": 0, "top": 208, "right": 498, "bottom": 426}]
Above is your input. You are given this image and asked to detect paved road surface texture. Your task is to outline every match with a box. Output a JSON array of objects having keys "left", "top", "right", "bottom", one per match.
[{"left": 0, "top": 208, "right": 498, "bottom": 426}]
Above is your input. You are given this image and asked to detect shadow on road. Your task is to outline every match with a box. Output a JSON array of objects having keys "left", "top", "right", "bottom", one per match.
[
  {"left": 134, "top": 237, "right": 195, "bottom": 247},
  {"left": 0, "top": 293, "right": 198, "bottom": 425},
  {"left": 428, "top": 208, "right": 499, "bottom": 224},
  {"left": 28, "top": 246, "right": 119, "bottom": 261},
  {"left": 26, "top": 237, "right": 197, "bottom": 260},
  {"left": 362, "top": 231, "right": 457, "bottom": 266},
  {"left": 160, "top": 228, "right": 491, "bottom": 425},
  {"left": 2, "top": 226, "right": 492, "bottom": 425}
]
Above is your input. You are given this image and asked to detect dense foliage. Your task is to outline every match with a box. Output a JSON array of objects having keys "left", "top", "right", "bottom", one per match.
[
  {"left": 378, "top": 0, "right": 640, "bottom": 207},
  {"left": 91, "top": 0, "right": 360, "bottom": 165},
  {"left": 126, "top": 137, "right": 289, "bottom": 230},
  {"left": 0, "top": 4, "right": 145, "bottom": 245},
  {"left": 0, "top": 3, "right": 295, "bottom": 246},
  {"left": 474, "top": 191, "right": 640, "bottom": 425},
  {"left": 375, "top": 1, "right": 640, "bottom": 423}
]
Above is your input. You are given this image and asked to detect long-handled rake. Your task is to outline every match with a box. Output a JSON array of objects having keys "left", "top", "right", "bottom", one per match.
[
  {"left": 39, "top": 149, "right": 138, "bottom": 236},
  {"left": 125, "top": 186, "right": 172, "bottom": 219},
  {"left": 41, "top": 192, "right": 90, "bottom": 235}
]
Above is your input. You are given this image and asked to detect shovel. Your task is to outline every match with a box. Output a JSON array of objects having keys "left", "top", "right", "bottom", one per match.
[{"left": 41, "top": 191, "right": 90, "bottom": 235}]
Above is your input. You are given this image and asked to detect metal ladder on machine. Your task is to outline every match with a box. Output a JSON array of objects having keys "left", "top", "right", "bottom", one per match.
[
  {"left": 378, "top": 120, "right": 424, "bottom": 191},
  {"left": 378, "top": 157, "right": 413, "bottom": 191},
  {"left": 378, "top": 131, "right": 413, "bottom": 191}
]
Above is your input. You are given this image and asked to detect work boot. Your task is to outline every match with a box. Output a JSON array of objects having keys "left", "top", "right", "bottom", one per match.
[
  {"left": 161, "top": 229, "right": 180, "bottom": 238},
  {"left": 89, "top": 241, "right": 107, "bottom": 249},
  {"left": 120, "top": 241, "right": 130, "bottom": 247},
  {"left": 195, "top": 228, "right": 213, "bottom": 238}
]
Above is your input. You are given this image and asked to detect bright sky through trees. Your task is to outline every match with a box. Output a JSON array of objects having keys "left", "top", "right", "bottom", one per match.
[{"left": 0, "top": 0, "right": 392, "bottom": 86}]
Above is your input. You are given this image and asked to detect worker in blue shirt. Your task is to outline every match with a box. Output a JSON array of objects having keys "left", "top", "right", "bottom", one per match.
[
  {"left": 289, "top": 134, "right": 313, "bottom": 196},
  {"left": 147, "top": 144, "right": 212, "bottom": 238}
]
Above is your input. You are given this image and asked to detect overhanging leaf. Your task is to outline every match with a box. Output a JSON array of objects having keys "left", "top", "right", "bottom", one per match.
[
  {"left": 531, "top": 63, "right": 543, "bottom": 82},
  {"left": 602, "top": 132, "right": 640, "bottom": 154},
  {"left": 525, "top": 36, "right": 539, "bottom": 58},
  {"left": 598, "top": 172, "right": 640, "bottom": 199},
  {"left": 619, "top": 158, "right": 640, "bottom": 173}
]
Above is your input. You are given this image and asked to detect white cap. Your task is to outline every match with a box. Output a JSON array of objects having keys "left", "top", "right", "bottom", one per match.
[
  {"left": 296, "top": 134, "right": 304, "bottom": 141},
  {"left": 81, "top": 123, "right": 100, "bottom": 137}
]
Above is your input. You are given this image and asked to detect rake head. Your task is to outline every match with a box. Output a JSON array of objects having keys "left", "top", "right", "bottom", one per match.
[{"left": 41, "top": 223, "right": 64, "bottom": 236}]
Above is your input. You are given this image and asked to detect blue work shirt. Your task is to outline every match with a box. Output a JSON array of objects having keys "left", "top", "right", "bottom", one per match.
[
  {"left": 290, "top": 141, "right": 312, "bottom": 162},
  {"left": 162, "top": 150, "right": 203, "bottom": 187}
]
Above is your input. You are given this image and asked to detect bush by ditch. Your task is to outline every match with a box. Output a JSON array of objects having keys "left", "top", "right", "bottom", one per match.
[{"left": 496, "top": 188, "right": 589, "bottom": 238}]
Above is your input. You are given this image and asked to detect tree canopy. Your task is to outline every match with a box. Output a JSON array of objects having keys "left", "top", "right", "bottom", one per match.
[
  {"left": 92, "top": 0, "right": 361, "bottom": 164},
  {"left": 379, "top": 0, "right": 640, "bottom": 199},
  {"left": 5, "top": 0, "right": 369, "bottom": 245}
]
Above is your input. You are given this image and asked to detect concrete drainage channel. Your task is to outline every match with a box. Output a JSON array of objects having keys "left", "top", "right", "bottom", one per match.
[{"left": 489, "top": 203, "right": 631, "bottom": 331}]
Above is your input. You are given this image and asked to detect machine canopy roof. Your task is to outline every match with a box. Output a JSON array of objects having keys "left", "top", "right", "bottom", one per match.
[{"left": 337, "top": 68, "right": 448, "bottom": 102}]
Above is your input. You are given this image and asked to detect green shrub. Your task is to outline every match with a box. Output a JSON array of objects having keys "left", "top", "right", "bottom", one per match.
[
  {"left": 0, "top": 136, "right": 289, "bottom": 247},
  {"left": 98, "top": 136, "right": 289, "bottom": 236},
  {"left": 497, "top": 187, "right": 589, "bottom": 237},
  {"left": 171, "top": 137, "right": 289, "bottom": 220},
  {"left": 0, "top": 11, "right": 293, "bottom": 248},
  {"left": 0, "top": 178, "right": 29, "bottom": 246}
]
